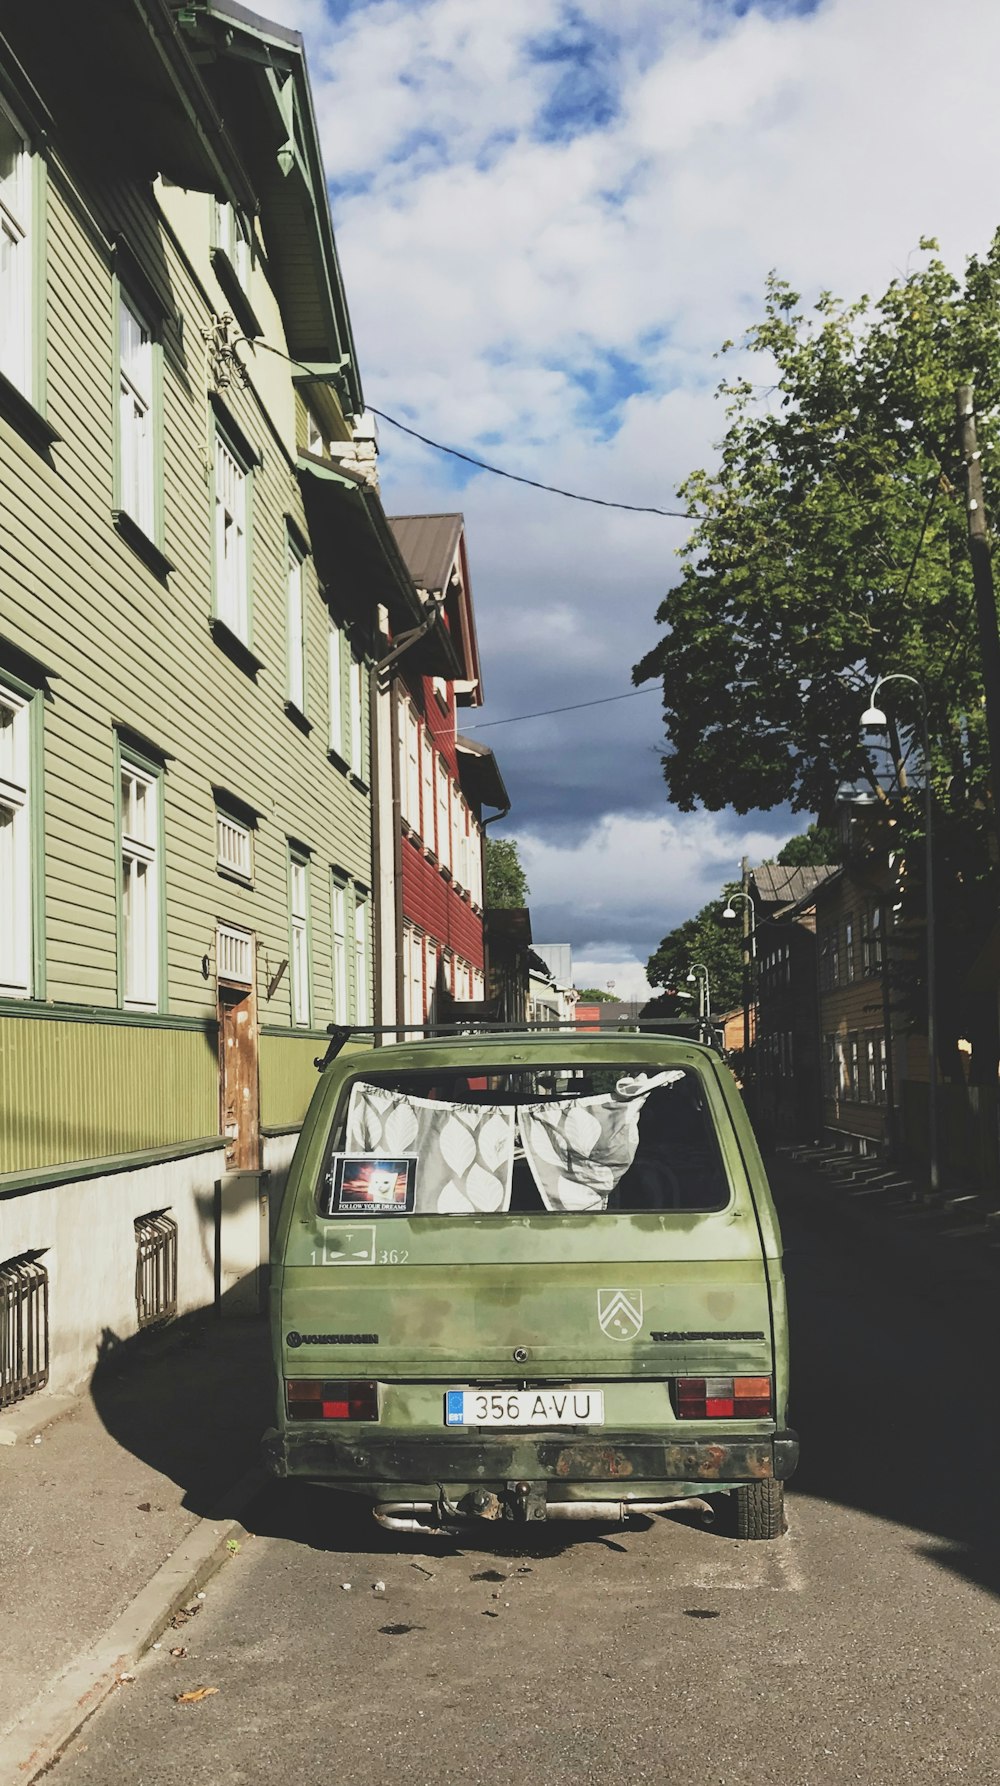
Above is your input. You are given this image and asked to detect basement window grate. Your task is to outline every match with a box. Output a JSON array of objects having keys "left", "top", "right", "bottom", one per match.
[
  {"left": 135, "top": 1212, "right": 178, "bottom": 1329},
  {"left": 0, "top": 1253, "right": 50, "bottom": 1409}
]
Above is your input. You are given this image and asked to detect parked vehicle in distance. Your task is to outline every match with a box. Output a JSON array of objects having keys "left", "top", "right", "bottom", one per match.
[{"left": 265, "top": 1028, "right": 797, "bottom": 1538}]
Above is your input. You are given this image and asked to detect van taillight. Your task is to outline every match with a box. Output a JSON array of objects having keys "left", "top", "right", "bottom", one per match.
[
  {"left": 675, "top": 1377, "right": 772, "bottom": 1419},
  {"left": 286, "top": 1380, "right": 381, "bottom": 1421}
]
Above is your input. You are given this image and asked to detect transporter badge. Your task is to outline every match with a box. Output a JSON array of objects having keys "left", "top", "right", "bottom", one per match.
[{"left": 597, "top": 1288, "right": 643, "bottom": 1341}]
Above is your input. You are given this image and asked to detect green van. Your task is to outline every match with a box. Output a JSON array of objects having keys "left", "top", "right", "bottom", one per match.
[{"left": 265, "top": 1031, "right": 797, "bottom": 1539}]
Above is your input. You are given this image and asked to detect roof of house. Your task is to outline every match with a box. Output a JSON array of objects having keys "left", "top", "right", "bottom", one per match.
[
  {"left": 750, "top": 864, "right": 838, "bottom": 910},
  {"left": 388, "top": 515, "right": 465, "bottom": 595}
]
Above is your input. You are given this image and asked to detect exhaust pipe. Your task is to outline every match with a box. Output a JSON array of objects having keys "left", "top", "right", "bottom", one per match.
[
  {"left": 548, "top": 1497, "right": 714, "bottom": 1522},
  {"left": 373, "top": 1501, "right": 458, "bottom": 1536}
]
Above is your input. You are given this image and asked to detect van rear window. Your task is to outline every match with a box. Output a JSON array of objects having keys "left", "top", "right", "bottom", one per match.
[{"left": 319, "top": 1065, "right": 730, "bottom": 1216}]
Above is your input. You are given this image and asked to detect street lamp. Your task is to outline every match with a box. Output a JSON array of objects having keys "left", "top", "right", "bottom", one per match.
[
  {"left": 721, "top": 890, "right": 757, "bottom": 1068},
  {"left": 687, "top": 962, "right": 711, "bottom": 1044},
  {"left": 860, "top": 672, "right": 938, "bottom": 1198}
]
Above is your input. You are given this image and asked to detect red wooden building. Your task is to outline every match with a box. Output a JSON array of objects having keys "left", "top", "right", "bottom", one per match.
[{"left": 387, "top": 515, "right": 508, "bottom": 1025}]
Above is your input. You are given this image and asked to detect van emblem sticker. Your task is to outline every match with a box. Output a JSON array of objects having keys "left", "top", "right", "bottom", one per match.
[
  {"left": 316, "top": 1225, "right": 377, "bottom": 1265},
  {"left": 598, "top": 1289, "right": 643, "bottom": 1341}
]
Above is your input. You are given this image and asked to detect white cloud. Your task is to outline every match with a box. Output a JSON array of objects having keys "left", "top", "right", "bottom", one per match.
[{"left": 280, "top": 0, "right": 1000, "bottom": 967}]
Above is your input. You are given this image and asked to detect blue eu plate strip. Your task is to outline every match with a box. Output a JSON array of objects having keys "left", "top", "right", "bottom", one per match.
[{"left": 445, "top": 1391, "right": 465, "bottom": 1426}]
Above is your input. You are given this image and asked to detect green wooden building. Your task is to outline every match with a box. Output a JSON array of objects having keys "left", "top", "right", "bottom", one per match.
[{"left": 0, "top": 0, "right": 451, "bottom": 1396}]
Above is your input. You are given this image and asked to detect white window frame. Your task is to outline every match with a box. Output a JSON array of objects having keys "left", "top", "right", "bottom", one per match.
[
  {"left": 120, "top": 756, "right": 160, "bottom": 1011},
  {"left": 436, "top": 758, "right": 451, "bottom": 874},
  {"left": 420, "top": 732, "right": 434, "bottom": 852},
  {"left": 287, "top": 540, "right": 305, "bottom": 713},
  {"left": 402, "top": 703, "right": 420, "bottom": 832},
  {"left": 0, "top": 101, "right": 32, "bottom": 398},
  {"left": 404, "top": 923, "right": 423, "bottom": 1026},
  {"left": 353, "top": 891, "right": 368, "bottom": 1021},
  {"left": 118, "top": 292, "right": 154, "bottom": 537},
  {"left": 216, "top": 809, "right": 253, "bottom": 884},
  {"left": 216, "top": 921, "right": 253, "bottom": 988},
  {"left": 349, "top": 654, "right": 364, "bottom": 779},
  {"left": 331, "top": 874, "right": 348, "bottom": 1024},
  {"left": 214, "top": 430, "right": 249, "bottom": 644},
  {"left": 0, "top": 679, "right": 33, "bottom": 996},
  {"left": 424, "top": 934, "right": 438, "bottom": 1013},
  {"left": 328, "top": 618, "right": 345, "bottom": 760},
  {"left": 215, "top": 199, "right": 252, "bottom": 293},
  {"left": 289, "top": 852, "right": 310, "bottom": 1027},
  {"left": 306, "top": 408, "right": 324, "bottom": 456}
]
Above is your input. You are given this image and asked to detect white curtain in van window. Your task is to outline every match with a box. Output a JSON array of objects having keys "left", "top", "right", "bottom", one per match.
[
  {"left": 346, "top": 1083, "right": 515, "bottom": 1213},
  {"left": 519, "top": 1072, "right": 685, "bottom": 1212}
]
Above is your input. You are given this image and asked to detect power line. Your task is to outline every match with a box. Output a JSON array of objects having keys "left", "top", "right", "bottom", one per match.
[
  {"left": 464, "top": 686, "right": 661, "bottom": 731},
  {"left": 369, "top": 408, "right": 697, "bottom": 520}
]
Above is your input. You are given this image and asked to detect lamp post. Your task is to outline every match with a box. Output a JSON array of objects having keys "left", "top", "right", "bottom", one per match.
[
  {"left": 687, "top": 962, "right": 711, "bottom": 1043},
  {"left": 722, "top": 890, "right": 757, "bottom": 1072},
  {"left": 860, "top": 673, "right": 938, "bottom": 1198}
]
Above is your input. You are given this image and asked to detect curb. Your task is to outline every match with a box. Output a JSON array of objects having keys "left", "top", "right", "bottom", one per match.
[{"left": 0, "top": 1465, "right": 265, "bottom": 1784}]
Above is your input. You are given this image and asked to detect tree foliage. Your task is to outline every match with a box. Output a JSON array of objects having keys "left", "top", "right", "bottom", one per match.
[
  {"left": 575, "top": 987, "right": 617, "bottom": 1001},
  {"left": 635, "top": 240, "right": 1000, "bottom": 821},
  {"left": 485, "top": 836, "right": 529, "bottom": 908},
  {"left": 635, "top": 241, "right": 1000, "bottom": 1072},
  {"left": 646, "top": 887, "right": 744, "bottom": 1015},
  {"left": 776, "top": 825, "right": 839, "bottom": 867}
]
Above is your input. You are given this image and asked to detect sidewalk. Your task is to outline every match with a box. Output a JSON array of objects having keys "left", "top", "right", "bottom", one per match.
[
  {"left": 766, "top": 1149, "right": 1000, "bottom": 1285},
  {"left": 0, "top": 1314, "right": 271, "bottom": 1778}
]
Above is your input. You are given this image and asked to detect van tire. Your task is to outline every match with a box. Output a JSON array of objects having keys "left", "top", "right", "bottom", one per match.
[{"left": 735, "top": 1479, "right": 785, "bottom": 1540}]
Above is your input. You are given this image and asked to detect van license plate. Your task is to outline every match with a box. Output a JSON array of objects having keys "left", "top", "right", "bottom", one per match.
[{"left": 445, "top": 1389, "right": 605, "bottom": 1427}]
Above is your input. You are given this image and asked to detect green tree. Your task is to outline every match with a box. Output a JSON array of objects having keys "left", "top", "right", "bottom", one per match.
[
  {"left": 485, "top": 836, "right": 529, "bottom": 908},
  {"left": 776, "top": 825, "right": 839, "bottom": 867},
  {"left": 646, "top": 888, "right": 744, "bottom": 1015},
  {"left": 634, "top": 241, "right": 1000, "bottom": 1074},
  {"left": 575, "top": 987, "right": 617, "bottom": 1002}
]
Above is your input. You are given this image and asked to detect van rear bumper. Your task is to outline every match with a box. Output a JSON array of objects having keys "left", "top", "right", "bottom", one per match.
[{"left": 263, "top": 1427, "right": 799, "bottom": 1488}]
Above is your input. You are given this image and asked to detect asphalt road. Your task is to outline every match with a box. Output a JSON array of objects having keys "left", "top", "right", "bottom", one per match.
[{"left": 51, "top": 1171, "right": 1000, "bottom": 1786}]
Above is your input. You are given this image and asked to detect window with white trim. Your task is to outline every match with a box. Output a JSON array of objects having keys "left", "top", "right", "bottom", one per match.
[
  {"left": 451, "top": 790, "right": 464, "bottom": 889},
  {"left": 424, "top": 934, "right": 438, "bottom": 1013},
  {"left": 349, "top": 654, "right": 364, "bottom": 779},
  {"left": 0, "top": 103, "right": 31, "bottom": 397},
  {"left": 436, "top": 758, "right": 451, "bottom": 874},
  {"left": 0, "top": 680, "right": 32, "bottom": 996},
  {"left": 214, "top": 200, "right": 251, "bottom": 293},
  {"left": 420, "top": 732, "right": 434, "bottom": 849},
  {"left": 216, "top": 809, "right": 252, "bottom": 884},
  {"left": 118, "top": 295, "right": 154, "bottom": 537},
  {"left": 469, "top": 825, "right": 483, "bottom": 909},
  {"left": 217, "top": 922, "right": 253, "bottom": 987},
  {"left": 331, "top": 875, "right": 348, "bottom": 1024},
  {"left": 328, "top": 619, "right": 344, "bottom": 759},
  {"left": 214, "top": 431, "right": 249, "bottom": 643},
  {"left": 289, "top": 852, "right": 310, "bottom": 1027},
  {"left": 306, "top": 407, "right": 324, "bottom": 456},
  {"left": 401, "top": 703, "right": 420, "bottom": 832},
  {"left": 287, "top": 541, "right": 305, "bottom": 712},
  {"left": 120, "top": 757, "right": 160, "bottom": 1010},
  {"left": 353, "top": 892, "right": 369, "bottom": 1020},
  {"left": 403, "top": 923, "right": 423, "bottom": 1025}
]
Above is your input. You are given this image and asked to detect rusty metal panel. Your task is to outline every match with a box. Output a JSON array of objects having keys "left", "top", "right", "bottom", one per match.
[{"left": 0, "top": 1254, "right": 50, "bottom": 1408}]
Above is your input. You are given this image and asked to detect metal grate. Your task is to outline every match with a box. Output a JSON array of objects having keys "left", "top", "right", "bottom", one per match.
[
  {"left": 0, "top": 1253, "right": 49, "bottom": 1409},
  {"left": 135, "top": 1212, "right": 178, "bottom": 1329}
]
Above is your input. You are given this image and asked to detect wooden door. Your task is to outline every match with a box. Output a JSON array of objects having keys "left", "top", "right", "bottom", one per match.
[{"left": 218, "top": 978, "right": 261, "bottom": 1172}]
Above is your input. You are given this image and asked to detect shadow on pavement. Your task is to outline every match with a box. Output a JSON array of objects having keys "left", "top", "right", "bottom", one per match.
[
  {"left": 772, "top": 1157, "right": 1000, "bottom": 1599},
  {"left": 88, "top": 1309, "right": 274, "bottom": 1520}
]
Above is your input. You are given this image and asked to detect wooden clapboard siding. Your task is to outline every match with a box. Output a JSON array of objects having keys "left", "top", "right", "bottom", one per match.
[
  {"left": 0, "top": 1014, "right": 218, "bottom": 1175},
  {"left": 0, "top": 141, "right": 376, "bottom": 1170}
]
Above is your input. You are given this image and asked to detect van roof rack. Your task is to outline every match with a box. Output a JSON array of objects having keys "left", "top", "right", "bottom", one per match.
[{"left": 314, "top": 1017, "right": 704, "bottom": 1071}]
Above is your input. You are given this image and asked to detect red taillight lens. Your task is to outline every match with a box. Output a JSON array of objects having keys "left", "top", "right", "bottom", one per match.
[
  {"left": 286, "top": 1380, "right": 380, "bottom": 1421},
  {"left": 675, "top": 1376, "right": 772, "bottom": 1419}
]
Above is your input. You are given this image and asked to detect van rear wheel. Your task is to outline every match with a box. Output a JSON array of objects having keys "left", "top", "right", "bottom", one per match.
[{"left": 734, "top": 1479, "right": 785, "bottom": 1540}]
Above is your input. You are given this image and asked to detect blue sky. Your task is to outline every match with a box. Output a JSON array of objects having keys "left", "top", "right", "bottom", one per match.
[{"left": 267, "top": 0, "right": 1000, "bottom": 991}]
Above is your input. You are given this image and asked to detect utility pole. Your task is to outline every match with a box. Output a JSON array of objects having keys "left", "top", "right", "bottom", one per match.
[{"left": 955, "top": 386, "right": 1000, "bottom": 836}]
